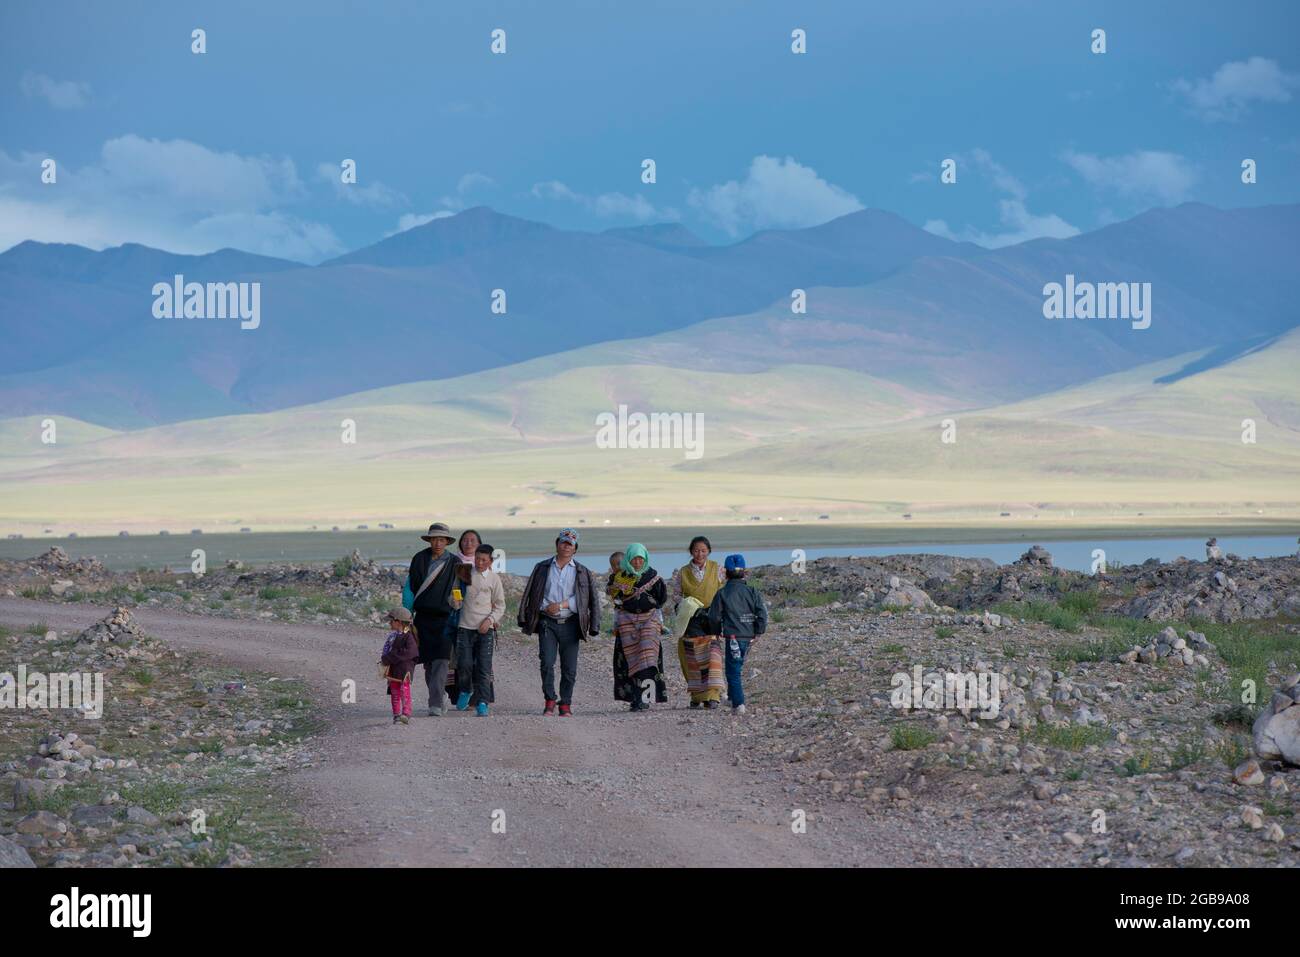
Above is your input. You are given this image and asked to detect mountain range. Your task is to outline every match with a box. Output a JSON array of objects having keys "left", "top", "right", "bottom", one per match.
[{"left": 5, "top": 201, "right": 1297, "bottom": 429}]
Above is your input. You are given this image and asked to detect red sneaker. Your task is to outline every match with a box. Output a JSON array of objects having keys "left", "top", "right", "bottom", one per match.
[
  {"left": 543, "top": 699, "right": 556, "bottom": 716},
  {"left": 558, "top": 703, "right": 572, "bottom": 717}
]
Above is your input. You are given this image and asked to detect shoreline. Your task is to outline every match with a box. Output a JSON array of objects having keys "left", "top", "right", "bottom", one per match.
[{"left": 2, "top": 521, "right": 1297, "bottom": 572}]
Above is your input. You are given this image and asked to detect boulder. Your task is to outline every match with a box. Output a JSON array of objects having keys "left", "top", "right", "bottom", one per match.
[
  {"left": 877, "top": 579, "right": 938, "bottom": 612},
  {"left": 16, "top": 810, "right": 66, "bottom": 837},
  {"left": 1253, "top": 698, "right": 1300, "bottom": 764},
  {"left": 1019, "top": 545, "right": 1053, "bottom": 567},
  {"left": 0, "top": 836, "right": 35, "bottom": 868}
]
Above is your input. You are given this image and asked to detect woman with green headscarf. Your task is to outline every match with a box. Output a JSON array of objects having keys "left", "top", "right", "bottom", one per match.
[{"left": 611, "top": 543, "right": 669, "bottom": 711}]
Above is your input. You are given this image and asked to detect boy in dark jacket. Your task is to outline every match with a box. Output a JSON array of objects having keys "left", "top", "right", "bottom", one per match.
[
  {"left": 706, "top": 554, "right": 768, "bottom": 715},
  {"left": 381, "top": 608, "right": 420, "bottom": 724}
]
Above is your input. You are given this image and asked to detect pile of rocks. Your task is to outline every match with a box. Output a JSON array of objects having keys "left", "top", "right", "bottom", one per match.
[
  {"left": 1115, "top": 626, "right": 1214, "bottom": 667},
  {"left": 919, "top": 547, "right": 1081, "bottom": 609},
  {"left": 1253, "top": 673, "right": 1300, "bottom": 765},
  {"left": 1018, "top": 544, "right": 1054, "bottom": 568},
  {"left": 1116, "top": 555, "right": 1300, "bottom": 623},
  {"left": 73, "top": 607, "right": 162, "bottom": 664},
  {"left": 76, "top": 607, "right": 150, "bottom": 648},
  {"left": 28, "top": 546, "right": 106, "bottom": 576},
  {"left": 0, "top": 546, "right": 110, "bottom": 598},
  {"left": 752, "top": 557, "right": 984, "bottom": 614}
]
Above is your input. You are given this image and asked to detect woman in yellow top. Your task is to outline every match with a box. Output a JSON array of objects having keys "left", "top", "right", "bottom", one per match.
[{"left": 671, "top": 536, "right": 727, "bottom": 708}]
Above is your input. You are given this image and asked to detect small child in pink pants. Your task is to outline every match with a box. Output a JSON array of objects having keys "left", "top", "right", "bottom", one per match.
[{"left": 381, "top": 608, "right": 419, "bottom": 724}]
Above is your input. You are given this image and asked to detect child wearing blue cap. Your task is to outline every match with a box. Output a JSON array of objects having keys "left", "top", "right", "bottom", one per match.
[{"left": 706, "top": 554, "right": 768, "bottom": 714}]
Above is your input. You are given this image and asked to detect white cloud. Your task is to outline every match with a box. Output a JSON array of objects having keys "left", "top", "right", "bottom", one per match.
[
  {"left": 20, "top": 71, "right": 91, "bottom": 109},
  {"left": 925, "top": 200, "right": 1078, "bottom": 249},
  {"left": 315, "top": 162, "right": 406, "bottom": 208},
  {"left": 1172, "top": 56, "right": 1299, "bottom": 122},
  {"left": 382, "top": 172, "right": 497, "bottom": 235},
  {"left": 921, "top": 150, "right": 1078, "bottom": 248},
  {"left": 531, "top": 179, "right": 677, "bottom": 222},
  {"left": 438, "top": 170, "right": 496, "bottom": 210},
  {"left": 0, "top": 138, "right": 344, "bottom": 262},
  {"left": 687, "top": 155, "right": 862, "bottom": 235},
  {"left": 385, "top": 211, "right": 456, "bottom": 236},
  {"left": 456, "top": 172, "right": 495, "bottom": 194},
  {"left": 1063, "top": 149, "right": 1197, "bottom": 204}
]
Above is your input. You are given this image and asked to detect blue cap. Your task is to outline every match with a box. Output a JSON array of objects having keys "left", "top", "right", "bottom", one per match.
[{"left": 724, "top": 553, "right": 746, "bottom": 571}]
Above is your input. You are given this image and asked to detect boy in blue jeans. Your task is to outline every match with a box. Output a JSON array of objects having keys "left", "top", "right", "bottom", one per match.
[{"left": 706, "top": 554, "right": 768, "bottom": 715}]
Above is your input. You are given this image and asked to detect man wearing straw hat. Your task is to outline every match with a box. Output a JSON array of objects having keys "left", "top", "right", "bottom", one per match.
[{"left": 408, "top": 522, "right": 463, "bottom": 715}]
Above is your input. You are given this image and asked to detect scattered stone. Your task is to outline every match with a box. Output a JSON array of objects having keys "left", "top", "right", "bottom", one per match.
[
  {"left": 1233, "top": 760, "right": 1265, "bottom": 786},
  {"left": 16, "top": 810, "right": 67, "bottom": 838}
]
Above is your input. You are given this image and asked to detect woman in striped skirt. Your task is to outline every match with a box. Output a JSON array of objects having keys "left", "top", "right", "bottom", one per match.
[
  {"left": 670, "top": 536, "right": 726, "bottom": 708},
  {"left": 612, "top": 543, "right": 668, "bottom": 711}
]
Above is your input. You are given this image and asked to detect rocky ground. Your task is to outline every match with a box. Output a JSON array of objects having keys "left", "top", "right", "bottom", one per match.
[
  {"left": 1, "top": 544, "right": 1297, "bottom": 868},
  {"left": 731, "top": 553, "right": 1300, "bottom": 866},
  {"left": 0, "top": 605, "right": 322, "bottom": 868}
]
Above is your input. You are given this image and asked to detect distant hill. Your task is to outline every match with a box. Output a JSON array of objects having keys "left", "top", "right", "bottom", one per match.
[
  {"left": 1, "top": 202, "right": 1297, "bottom": 428},
  {"left": 1, "top": 321, "right": 1295, "bottom": 534},
  {"left": 0, "top": 205, "right": 980, "bottom": 426},
  {"left": 681, "top": 325, "right": 1300, "bottom": 486}
]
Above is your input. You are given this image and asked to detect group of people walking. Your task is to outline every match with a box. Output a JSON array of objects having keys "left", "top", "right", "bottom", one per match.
[{"left": 379, "top": 524, "right": 767, "bottom": 722}]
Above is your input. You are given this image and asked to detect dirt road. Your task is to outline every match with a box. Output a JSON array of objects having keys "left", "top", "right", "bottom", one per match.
[{"left": 1, "top": 598, "right": 895, "bottom": 867}]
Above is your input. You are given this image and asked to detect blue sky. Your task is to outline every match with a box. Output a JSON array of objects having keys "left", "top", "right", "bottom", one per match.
[{"left": 2, "top": 0, "right": 1297, "bottom": 262}]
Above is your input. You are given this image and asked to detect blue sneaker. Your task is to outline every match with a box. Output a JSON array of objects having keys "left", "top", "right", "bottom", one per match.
[
  {"left": 476, "top": 701, "right": 489, "bottom": 717},
  {"left": 456, "top": 691, "right": 471, "bottom": 711}
]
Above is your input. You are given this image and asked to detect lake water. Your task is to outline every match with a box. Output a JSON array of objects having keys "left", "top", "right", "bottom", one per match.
[
  {"left": 698, "top": 536, "right": 1300, "bottom": 576},
  {"left": 3, "top": 530, "right": 1295, "bottom": 575}
]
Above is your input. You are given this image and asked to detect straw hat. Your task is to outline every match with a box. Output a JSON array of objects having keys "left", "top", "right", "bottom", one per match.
[{"left": 420, "top": 522, "right": 455, "bottom": 544}]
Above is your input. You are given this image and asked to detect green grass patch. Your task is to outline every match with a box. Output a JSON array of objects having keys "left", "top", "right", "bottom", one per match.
[
  {"left": 991, "top": 599, "right": 1082, "bottom": 632},
  {"left": 1058, "top": 591, "right": 1100, "bottom": 617},
  {"left": 1051, "top": 633, "right": 1134, "bottom": 667},
  {"left": 891, "top": 725, "right": 938, "bottom": 751},
  {"left": 119, "top": 779, "right": 188, "bottom": 816},
  {"left": 1028, "top": 724, "right": 1110, "bottom": 750},
  {"left": 799, "top": 590, "right": 842, "bottom": 608},
  {"left": 935, "top": 626, "right": 955, "bottom": 640},
  {"left": 299, "top": 594, "right": 344, "bottom": 616},
  {"left": 1212, "top": 735, "right": 1252, "bottom": 769},
  {"left": 1167, "top": 736, "right": 1208, "bottom": 771},
  {"left": 1119, "top": 751, "right": 1157, "bottom": 777},
  {"left": 258, "top": 586, "right": 297, "bottom": 600},
  {"left": 1262, "top": 800, "right": 1294, "bottom": 818},
  {"left": 1194, "top": 617, "right": 1300, "bottom": 704},
  {"left": 124, "top": 666, "right": 155, "bottom": 686},
  {"left": 1212, "top": 703, "right": 1256, "bottom": 730}
]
